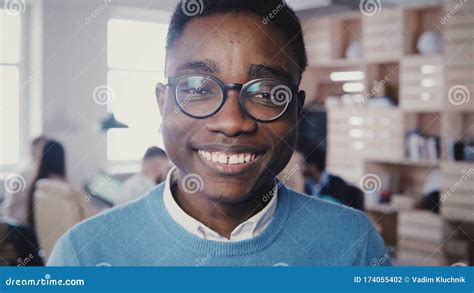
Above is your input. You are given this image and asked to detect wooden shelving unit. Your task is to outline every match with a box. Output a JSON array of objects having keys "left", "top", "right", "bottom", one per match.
[{"left": 300, "top": 2, "right": 474, "bottom": 265}]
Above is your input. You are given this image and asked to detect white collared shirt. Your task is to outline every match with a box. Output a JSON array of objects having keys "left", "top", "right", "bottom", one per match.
[{"left": 163, "top": 167, "right": 278, "bottom": 242}]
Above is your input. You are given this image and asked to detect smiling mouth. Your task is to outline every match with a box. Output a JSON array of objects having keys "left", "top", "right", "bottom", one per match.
[
  {"left": 193, "top": 148, "right": 264, "bottom": 175},
  {"left": 197, "top": 150, "right": 260, "bottom": 165}
]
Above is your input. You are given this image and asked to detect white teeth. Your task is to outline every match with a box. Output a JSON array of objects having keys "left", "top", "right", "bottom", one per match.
[
  {"left": 211, "top": 152, "right": 219, "bottom": 162},
  {"left": 229, "top": 154, "right": 239, "bottom": 164},
  {"left": 218, "top": 154, "right": 228, "bottom": 164},
  {"left": 244, "top": 154, "right": 251, "bottom": 162},
  {"left": 197, "top": 150, "right": 259, "bottom": 165}
]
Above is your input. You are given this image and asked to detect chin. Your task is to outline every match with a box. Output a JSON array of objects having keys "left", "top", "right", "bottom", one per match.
[{"left": 202, "top": 181, "right": 257, "bottom": 204}]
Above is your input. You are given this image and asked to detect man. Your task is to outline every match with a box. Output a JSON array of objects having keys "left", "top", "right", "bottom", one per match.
[
  {"left": 303, "top": 149, "right": 365, "bottom": 211},
  {"left": 118, "top": 146, "right": 170, "bottom": 205},
  {"left": 48, "top": 0, "right": 389, "bottom": 266}
]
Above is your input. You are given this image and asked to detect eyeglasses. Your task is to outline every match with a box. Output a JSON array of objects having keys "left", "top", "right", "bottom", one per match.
[{"left": 165, "top": 74, "right": 302, "bottom": 123}]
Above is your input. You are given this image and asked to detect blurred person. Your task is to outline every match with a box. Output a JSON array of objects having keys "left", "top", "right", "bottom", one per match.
[
  {"left": 118, "top": 146, "right": 170, "bottom": 205},
  {"left": 27, "top": 139, "right": 91, "bottom": 261},
  {"left": 303, "top": 149, "right": 364, "bottom": 211},
  {"left": 2, "top": 136, "right": 48, "bottom": 224},
  {"left": 49, "top": 0, "right": 387, "bottom": 266}
]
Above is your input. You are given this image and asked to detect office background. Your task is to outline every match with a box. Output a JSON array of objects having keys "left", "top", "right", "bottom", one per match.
[{"left": 0, "top": 0, "right": 473, "bottom": 266}]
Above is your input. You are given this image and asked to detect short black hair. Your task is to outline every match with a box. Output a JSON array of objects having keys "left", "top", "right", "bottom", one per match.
[
  {"left": 167, "top": 0, "right": 307, "bottom": 77},
  {"left": 143, "top": 146, "right": 167, "bottom": 160}
]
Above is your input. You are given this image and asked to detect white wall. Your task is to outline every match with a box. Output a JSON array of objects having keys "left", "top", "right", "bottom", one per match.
[{"left": 39, "top": 0, "right": 171, "bottom": 186}]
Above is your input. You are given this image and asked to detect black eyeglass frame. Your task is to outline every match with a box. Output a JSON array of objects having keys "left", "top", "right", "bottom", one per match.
[{"left": 164, "top": 74, "right": 305, "bottom": 123}]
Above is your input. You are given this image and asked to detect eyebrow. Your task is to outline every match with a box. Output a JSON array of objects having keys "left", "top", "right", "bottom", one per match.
[
  {"left": 175, "top": 59, "right": 220, "bottom": 75},
  {"left": 174, "top": 60, "right": 292, "bottom": 82},
  {"left": 248, "top": 64, "right": 292, "bottom": 81}
]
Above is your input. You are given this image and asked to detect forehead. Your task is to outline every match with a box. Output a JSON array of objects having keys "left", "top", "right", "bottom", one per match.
[{"left": 166, "top": 13, "right": 299, "bottom": 82}]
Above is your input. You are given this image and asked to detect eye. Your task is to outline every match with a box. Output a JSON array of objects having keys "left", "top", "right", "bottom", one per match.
[
  {"left": 180, "top": 87, "right": 212, "bottom": 95},
  {"left": 248, "top": 92, "right": 280, "bottom": 107}
]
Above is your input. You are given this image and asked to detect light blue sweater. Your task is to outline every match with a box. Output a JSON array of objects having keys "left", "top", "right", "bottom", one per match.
[{"left": 48, "top": 183, "right": 391, "bottom": 266}]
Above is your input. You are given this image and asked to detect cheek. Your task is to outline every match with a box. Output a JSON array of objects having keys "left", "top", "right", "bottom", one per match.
[
  {"left": 161, "top": 96, "right": 189, "bottom": 163},
  {"left": 264, "top": 119, "right": 298, "bottom": 175}
]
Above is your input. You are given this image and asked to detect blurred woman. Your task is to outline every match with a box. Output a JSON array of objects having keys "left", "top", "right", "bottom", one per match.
[{"left": 27, "top": 139, "right": 91, "bottom": 261}]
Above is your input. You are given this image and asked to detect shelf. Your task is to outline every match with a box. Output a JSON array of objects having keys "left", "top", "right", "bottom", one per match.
[
  {"left": 403, "top": 6, "right": 443, "bottom": 55},
  {"left": 362, "top": 8, "right": 404, "bottom": 61},
  {"left": 443, "top": 0, "right": 474, "bottom": 111},
  {"left": 400, "top": 55, "right": 444, "bottom": 111}
]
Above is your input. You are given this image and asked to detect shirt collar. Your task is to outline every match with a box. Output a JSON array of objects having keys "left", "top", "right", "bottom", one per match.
[{"left": 162, "top": 167, "right": 278, "bottom": 242}]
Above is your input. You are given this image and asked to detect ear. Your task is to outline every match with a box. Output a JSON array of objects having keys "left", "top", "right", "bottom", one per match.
[
  {"left": 156, "top": 82, "right": 166, "bottom": 116},
  {"left": 297, "top": 90, "right": 306, "bottom": 113}
]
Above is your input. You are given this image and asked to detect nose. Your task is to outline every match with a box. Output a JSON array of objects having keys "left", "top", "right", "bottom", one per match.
[{"left": 205, "top": 90, "right": 257, "bottom": 137}]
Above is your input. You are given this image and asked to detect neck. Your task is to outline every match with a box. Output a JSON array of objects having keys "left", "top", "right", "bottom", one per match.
[{"left": 172, "top": 176, "right": 275, "bottom": 239}]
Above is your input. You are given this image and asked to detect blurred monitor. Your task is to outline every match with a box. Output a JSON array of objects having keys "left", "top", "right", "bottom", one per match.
[{"left": 297, "top": 109, "right": 327, "bottom": 154}]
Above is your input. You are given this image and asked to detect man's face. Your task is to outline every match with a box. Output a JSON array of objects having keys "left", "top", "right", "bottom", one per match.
[{"left": 157, "top": 13, "right": 302, "bottom": 203}]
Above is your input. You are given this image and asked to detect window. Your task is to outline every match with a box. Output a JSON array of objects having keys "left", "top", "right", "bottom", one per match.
[
  {"left": 0, "top": 9, "right": 21, "bottom": 166},
  {"left": 107, "top": 19, "right": 167, "bottom": 161}
]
